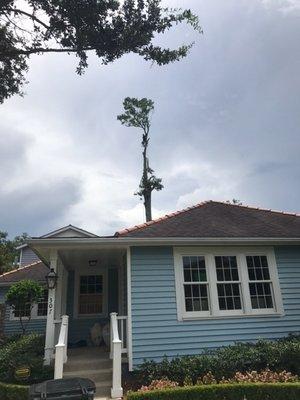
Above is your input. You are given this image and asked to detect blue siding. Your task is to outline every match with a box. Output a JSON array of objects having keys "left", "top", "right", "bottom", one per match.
[
  {"left": 0, "top": 286, "right": 46, "bottom": 336},
  {"left": 130, "top": 246, "right": 300, "bottom": 367},
  {"left": 20, "top": 247, "right": 40, "bottom": 267}
]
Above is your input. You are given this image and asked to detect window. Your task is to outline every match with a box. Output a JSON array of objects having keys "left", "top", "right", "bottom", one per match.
[
  {"left": 10, "top": 287, "right": 48, "bottom": 320},
  {"left": 37, "top": 289, "right": 49, "bottom": 316},
  {"left": 215, "top": 256, "right": 242, "bottom": 311},
  {"left": 246, "top": 256, "right": 274, "bottom": 310},
  {"left": 183, "top": 256, "right": 209, "bottom": 313},
  {"left": 174, "top": 248, "right": 283, "bottom": 320},
  {"left": 14, "top": 303, "right": 31, "bottom": 318},
  {"left": 78, "top": 275, "right": 103, "bottom": 315}
]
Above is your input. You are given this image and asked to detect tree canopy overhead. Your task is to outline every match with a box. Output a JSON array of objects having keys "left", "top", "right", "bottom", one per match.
[{"left": 0, "top": 0, "right": 202, "bottom": 103}]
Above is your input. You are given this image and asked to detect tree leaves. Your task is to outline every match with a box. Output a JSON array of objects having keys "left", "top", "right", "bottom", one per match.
[{"left": 0, "top": 1, "right": 201, "bottom": 103}]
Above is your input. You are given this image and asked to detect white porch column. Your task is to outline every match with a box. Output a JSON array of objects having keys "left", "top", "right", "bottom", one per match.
[{"left": 44, "top": 250, "right": 58, "bottom": 365}]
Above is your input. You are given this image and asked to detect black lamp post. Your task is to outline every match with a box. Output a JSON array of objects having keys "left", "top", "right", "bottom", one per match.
[{"left": 46, "top": 268, "right": 58, "bottom": 289}]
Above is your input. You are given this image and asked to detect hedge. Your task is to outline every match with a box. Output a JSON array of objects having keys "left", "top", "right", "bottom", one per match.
[
  {"left": 127, "top": 383, "right": 300, "bottom": 400},
  {"left": 0, "top": 334, "right": 53, "bottom": 384},
  {"left": 136, "top": 336, "right": 300, "bottom": 385},
  {"left": 0, "top": 382, "right": 28, "bottom": 400}
]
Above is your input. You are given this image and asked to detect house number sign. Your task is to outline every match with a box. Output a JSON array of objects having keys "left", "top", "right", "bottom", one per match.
[{"left": 48, "top": 296, "right": 54, "bottom": 315}]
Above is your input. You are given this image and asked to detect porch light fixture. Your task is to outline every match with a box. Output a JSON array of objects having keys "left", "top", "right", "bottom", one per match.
[
  {"left": 46, "top": 268, "right": 58, "bottom": 289},
  {"left": 88, "top": 259, "right": 98, "bottom": 267}
]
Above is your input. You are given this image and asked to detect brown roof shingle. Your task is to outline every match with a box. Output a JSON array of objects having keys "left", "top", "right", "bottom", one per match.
[
  {"left": 116, "top": 201, "right": 300, "bottom": 238},
  {"left": 0, "top": 261, "right": 49, "bottom": 284}
]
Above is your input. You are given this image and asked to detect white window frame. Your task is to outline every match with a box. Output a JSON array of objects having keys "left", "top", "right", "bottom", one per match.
[
  {"left": 73, "top": 267, "right": 108, "bottom": 319},
  {"left": 9, "top": 287, "right": 48, "bottom": 321},
  {"left": 174, "top": 246, "right": 284, "bottom": 321}
]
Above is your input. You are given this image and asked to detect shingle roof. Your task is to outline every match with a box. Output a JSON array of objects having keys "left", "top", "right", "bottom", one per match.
[
  {"left": 0, "top": 261, "right": 49, "bottom": 284},
  {"left": 115, "top": 200, "right": 300, "bottom": 238}
]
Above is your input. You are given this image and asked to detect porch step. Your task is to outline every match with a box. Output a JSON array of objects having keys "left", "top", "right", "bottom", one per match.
[
  {"left": 64, "top": 368, "right": 112, "bottom": 383},
  {"left": 64, "top": 358, "right": 112, "bottom": 372},
  {"left": 64, "top": 347, "right": 113, "bottom": 399}
]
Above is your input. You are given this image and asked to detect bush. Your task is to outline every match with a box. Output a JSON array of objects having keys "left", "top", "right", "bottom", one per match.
[
  {"left": 139, "top": 379, "right": 179, "bottom": 392},
  {"left": 127, "top": 382, "right": 300, "bottom": 400},
  {"left": 0, "top": 382, "right": 28, "bottom": 400},
  {"left": 136, "top": 335, "right": 300, "bottom": 385},
  {"left": 0, "top": 334, "right": 53, "bottom": 384}
]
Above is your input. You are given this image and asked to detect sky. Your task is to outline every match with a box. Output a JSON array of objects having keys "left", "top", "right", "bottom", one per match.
[{"left": 1, "top": 0, "right": 300, "bottom": 237}]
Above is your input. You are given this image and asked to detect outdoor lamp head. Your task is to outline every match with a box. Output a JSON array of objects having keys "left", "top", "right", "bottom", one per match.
[{"left": 46, "top": 268, "right": 58, "bottom": 289}]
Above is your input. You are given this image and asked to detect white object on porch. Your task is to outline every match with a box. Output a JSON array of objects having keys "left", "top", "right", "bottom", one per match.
[
  {"left": 54, "top": 315, "right": 69, "bottom": 379},
  {"left": 110, "top": 312, "right": 123, "bottom": 399}
]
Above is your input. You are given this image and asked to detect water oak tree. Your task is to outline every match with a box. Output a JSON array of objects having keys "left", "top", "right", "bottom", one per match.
[{"left": 118, "top": 97, "right": 162, "bottom": 222}]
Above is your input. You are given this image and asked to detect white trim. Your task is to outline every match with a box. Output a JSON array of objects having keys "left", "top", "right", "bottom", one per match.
[
  {"left": 9, "top": 303, "right": 47, "bottom": 321},
  {"left": 28, "top": 237, "right": 300, "bottom": 249},
  {"left": 40, "top": 225, "right": 98, "bottom": 238},
  {"left": 126, "top": 247, "right": 133, "bottom": 371},
  {"left": 174, "top": 246, "right": 284, "bottom": 321},
  {"left": 73, "top": 267, "right": 108, "bottom": 319}
]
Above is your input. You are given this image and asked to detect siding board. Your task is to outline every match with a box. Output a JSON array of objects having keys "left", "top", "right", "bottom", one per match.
[{"left": 130, "top": 246, "right": 300, "bottom": 368}]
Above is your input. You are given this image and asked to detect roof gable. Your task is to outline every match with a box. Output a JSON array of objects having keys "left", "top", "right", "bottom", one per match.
[
  {"left": 115, "top": 201, "right": 300, "bottom": 238},
  {"left": 40, "top": 224, "right": 98, "bottom": 238}
]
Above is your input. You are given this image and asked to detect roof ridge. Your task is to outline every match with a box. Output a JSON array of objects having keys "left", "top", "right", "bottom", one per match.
[
  {"left": 0, "top": 261, "right": 43, "bottom": 278},
  {"left": 116, "top": 200, "right": 212, "bottom": 236},
  {"left": 211, "top": 200, "right": 300, "bottom": 217},
  {"left": 116, "top": 200, "right": 300, "bottom": 236}
]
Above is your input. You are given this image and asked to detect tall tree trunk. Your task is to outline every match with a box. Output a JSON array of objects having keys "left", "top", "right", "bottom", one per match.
[
  {"left": 144, "top": 192, "right": 152, "bottom": 221},
  {"left": 142, "top": 133, "right": 152, "bottom": 221}
]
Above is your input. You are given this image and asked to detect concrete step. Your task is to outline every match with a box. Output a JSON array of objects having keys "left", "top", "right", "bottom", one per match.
[
  {"left": 64, "top": 358, "right": 112, "bottom": 372},
  {"left": 64, "top": 368, "right": 112, "bottom": 383}
]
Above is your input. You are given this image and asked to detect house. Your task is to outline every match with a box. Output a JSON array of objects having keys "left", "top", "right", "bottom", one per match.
[{"left": 1, "top": 200, "right": 300, "bottom": 398}]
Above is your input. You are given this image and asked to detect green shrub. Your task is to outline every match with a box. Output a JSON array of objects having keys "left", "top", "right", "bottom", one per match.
[
  {"left": 127, "top": 382, "right": 300, "bottom": 400},
  {"left": 136, "top": 335, "right": 300, "bottom": 385},
  {"left": 0, "top": 382, "right": 28, "bottom": 400},
  {"left": 0, "top": 334, "right": 53, "bottom": 384}
]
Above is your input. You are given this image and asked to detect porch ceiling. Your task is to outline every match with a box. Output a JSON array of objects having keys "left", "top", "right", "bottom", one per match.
[{"left": 59, "top": 248, "right": 126, "bottom": 270}]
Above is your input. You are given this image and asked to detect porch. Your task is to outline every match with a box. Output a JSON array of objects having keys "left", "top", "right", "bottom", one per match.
[{"left": 38, "top": 245, "right": 131, "bottom": 399}]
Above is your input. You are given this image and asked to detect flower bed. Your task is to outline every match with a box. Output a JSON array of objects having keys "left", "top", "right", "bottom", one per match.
[{"left": 127, "top": 382, "right": 300, "bottom": 400}]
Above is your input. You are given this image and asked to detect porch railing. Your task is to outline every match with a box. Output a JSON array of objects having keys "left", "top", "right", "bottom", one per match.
[
  {"left": 117, "top": 315, "right": 128, "bottom": 354},
  {"left": 54, "top": 315, "right": 69, "bottom": 379},
  {"left": 110, "top": 312, "right": 124, "bottom": 399}
]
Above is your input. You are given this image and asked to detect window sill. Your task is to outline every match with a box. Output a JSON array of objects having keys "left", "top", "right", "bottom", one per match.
[
  {"left": 9, "top": 316, "right": 47, "bottom": 321},
  {"left": 181, "top": 312, "right": 284, "bottom": 321}
]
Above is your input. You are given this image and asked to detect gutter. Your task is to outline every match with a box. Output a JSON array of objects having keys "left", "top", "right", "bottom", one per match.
[{"left": 27, "top": 237, "right": 300, "bottom": 248}]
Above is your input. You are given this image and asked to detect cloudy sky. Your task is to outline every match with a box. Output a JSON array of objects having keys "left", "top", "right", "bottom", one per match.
[{"left": 1, "top": 0, "right": 300, "bottom": 237}]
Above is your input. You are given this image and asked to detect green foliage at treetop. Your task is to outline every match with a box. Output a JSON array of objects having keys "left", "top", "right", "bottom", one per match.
[
  {"left": 0, "top": 0, "right": 202, "bottom": 103},
  {"left": 0, "top": 232, "right": 29, "bottom": 274}
]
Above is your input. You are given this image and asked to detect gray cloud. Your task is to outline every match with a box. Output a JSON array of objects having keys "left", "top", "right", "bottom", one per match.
[
  {"left": 0, "top": 0, "right": 299, "bottom": 235},
  {"left": 0, "top": 178, "right": 82, "bottom": 236}
]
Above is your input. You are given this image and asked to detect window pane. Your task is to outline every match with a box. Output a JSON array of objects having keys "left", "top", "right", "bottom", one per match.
[
  {"left": 246, "top": 256, "right": 271, "bottom": 282},
  {"left": 184, "top": 283, "right": 209, "bottom": 312},
  {"left": 217, "top": 283, "right": 242, "bottom": 310},
  {"left": 249, "top": 282, "right": 274, "bottom": 309},
  {"left": 182, "top": 256, "right": 207, "bottom": 282},
  {"left": 37, "top": 289, "right": 48, "bottom": 316},
  {"left": 14, "top": 303, "right": 31, "bottom": 318},
  {"left": 215, "top": 256, "right": 239, "bottom": 282}
]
